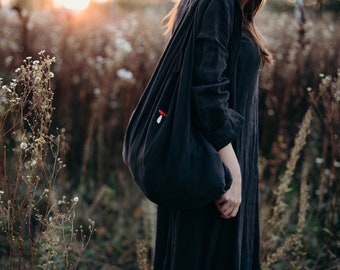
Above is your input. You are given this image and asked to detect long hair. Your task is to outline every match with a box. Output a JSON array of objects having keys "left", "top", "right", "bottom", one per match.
[
  {"left": 239, "top": 0, "right": 272, "bottom": 64},
  {"left": 163, "top": 0, "right": 272, "bottom": 65}
]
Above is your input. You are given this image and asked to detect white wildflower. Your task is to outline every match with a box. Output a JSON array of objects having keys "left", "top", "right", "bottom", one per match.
[
  {"left": 115, "top": 37, "right": 132, "bottom": 54},
  {"left": 96, "top": 55, "right": 104, "bottom": 63},
  {"left": 20, "top": 142, "right": 28, "bottom": 150},
  {"left": 2, "top": 85, "right": 10, "bottom": 93},
  {"left": 94, "top": 88, "right": 101, "bottom": 95},
  {"left": 31, "top": 160, "right": 37, "bottom": 167},
  {"left": 5, "top": 56, "right": 13, "bottom": 66},
  {"left": 267, "top": 109, "right": 275, "bottom": 116},
  {"left": 117, "top": 68, "right": 134, "bottom": 81},
  {"left": 34, "top": 76, "right": 41, "bottom": 83},
  {"left": 315, "top": 157, "right": 324, "bottom": 164},
  {"left": 73, "top": 196, "right": 79, "bottom": 202}
]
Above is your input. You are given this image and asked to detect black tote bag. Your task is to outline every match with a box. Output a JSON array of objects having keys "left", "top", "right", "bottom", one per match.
[{"left": 122, "top": 0, "right": 232, "bottom": 209}]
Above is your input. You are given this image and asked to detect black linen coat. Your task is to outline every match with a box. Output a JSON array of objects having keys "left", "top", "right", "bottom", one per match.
[{"left": 154, "top": 0, "right": 262, "bottom": 269}]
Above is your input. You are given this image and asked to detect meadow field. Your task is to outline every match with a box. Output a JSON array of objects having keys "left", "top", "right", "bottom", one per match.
[{"left": 0, "top": 0, "right": 339, "bottom": 269}]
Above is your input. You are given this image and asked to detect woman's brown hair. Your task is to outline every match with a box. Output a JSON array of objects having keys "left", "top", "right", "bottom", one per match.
[{"left": 163, "top": 0, "right": 272, "bottom": 65}]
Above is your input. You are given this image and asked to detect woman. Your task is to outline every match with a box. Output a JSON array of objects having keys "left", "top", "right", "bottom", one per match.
[{"left": 154, "top": 0, "right": 271, "bottom": 269}]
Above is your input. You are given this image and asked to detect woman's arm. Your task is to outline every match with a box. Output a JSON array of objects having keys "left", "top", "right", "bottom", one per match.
[
  {"left": 215, "top": 143, "right": 242, "bottom": 219},
  {"left": 191, "top": 0, "right": 244, "bottom": 151},
  {"left": 191, "top": 0, "right": 243, "bottom": 217}
]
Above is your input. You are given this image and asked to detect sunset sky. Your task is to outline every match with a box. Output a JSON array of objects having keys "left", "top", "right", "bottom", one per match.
[
  {"left": 0, "top": 0, "right": 113, "bottom": 11},
  {"left": 54, "top": 0, "right": 113, "bottom": 10}
]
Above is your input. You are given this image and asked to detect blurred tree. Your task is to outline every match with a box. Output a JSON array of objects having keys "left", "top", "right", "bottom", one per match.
[
  {"left": 307, "top": 0, "right": 340, "bottom": 11},
  {"left": 11, "top": 0, "right": 31, "bottom": 9},
  {"left": 2, "top": 0, "right": 53, "bottom": 9},
  {"left": 268, "top": 0, "right": 340, "bottom": 12}
]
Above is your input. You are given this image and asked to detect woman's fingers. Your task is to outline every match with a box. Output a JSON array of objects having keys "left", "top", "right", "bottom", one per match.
[
  {"left": 216, "top": 195, "right": 240, "bottom": 209},
  {"left": 216, "top": 194, "right": 227, "bottom": 205},
  {"left": 216, "top": 193, "right": 241, "bottom": 219},
  {"left": 219, "top": 203, "right": 240, "bottom": 219}
]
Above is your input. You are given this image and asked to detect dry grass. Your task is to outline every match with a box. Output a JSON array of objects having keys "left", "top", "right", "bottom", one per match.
[
  {"left": 0, "top": 53, "right": 95, "bottom": 269},
  {"left": 0, "top": 3, "right": 339, "bottom": 269}
]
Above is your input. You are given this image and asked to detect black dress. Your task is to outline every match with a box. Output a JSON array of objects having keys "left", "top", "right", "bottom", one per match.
[{"left": 153, "top": 1, "right": 262, "bottom": 270}]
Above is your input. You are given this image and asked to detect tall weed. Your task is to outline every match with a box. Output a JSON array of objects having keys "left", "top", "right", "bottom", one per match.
[{"left": 0, "top": 53, "right": 94, "bottom": 269}]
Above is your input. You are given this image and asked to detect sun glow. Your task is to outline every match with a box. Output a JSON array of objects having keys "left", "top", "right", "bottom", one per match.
[{"left": 53, "top": 0, "right": 91, "bottom": 11}]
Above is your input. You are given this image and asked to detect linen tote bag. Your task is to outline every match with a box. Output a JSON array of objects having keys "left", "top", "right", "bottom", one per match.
[{"left": 122, "top": 0, "right": 233, "bottom": 209}]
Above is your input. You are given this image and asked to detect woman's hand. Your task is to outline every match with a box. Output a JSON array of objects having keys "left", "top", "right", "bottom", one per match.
[
  {"left": 215, "top": 178, "right": 242, "bottom": 219},
  {"left": 215, "top": 143, "right": 242, "bottom": 219}
]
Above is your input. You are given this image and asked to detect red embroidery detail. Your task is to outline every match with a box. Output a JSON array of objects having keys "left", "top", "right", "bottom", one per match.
[
  {"left": 158, "top": 109, "right": 167, "bottom": 117},
  {"left": 157, "top": 109, "right": 167, "bottom": 124}
]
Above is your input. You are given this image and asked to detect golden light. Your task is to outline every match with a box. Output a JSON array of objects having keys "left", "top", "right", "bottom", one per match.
[{"left": 53, "top": 0, "right": 91, "bottom": 11}]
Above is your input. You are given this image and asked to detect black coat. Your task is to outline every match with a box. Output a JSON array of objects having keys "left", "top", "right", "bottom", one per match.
[{"left": 154, "top": 0, "right": 262, "bottom": 269}]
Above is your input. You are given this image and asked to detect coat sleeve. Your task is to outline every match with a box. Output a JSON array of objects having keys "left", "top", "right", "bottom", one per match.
[{"left": 192, "top": 0, "right": 244, "bottom": 151}]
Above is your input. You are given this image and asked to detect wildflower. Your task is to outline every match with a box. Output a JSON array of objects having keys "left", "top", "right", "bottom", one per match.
[
  {"left": 31, "top": 160, "right": 37, "bottom": 167},
  {"left": 267, "top": 109, "right": 275, "bottom": 116},
  {"left": 38, "top": 50, "right": 45, "bottom": 55},
  {"left": 20, "top": 142, "right": 28, "bottom": 150},
  {"left": 2, "top": 85, "right": 11, "bottom": 93},
  {"left": 73, "top": 196, "right": 79, "bottom": 202},
  {"left": 33, "top": 60, "right": 40, "bottom": 65},
  {"left": 15, "top": 67, "right": 21, "bottom": 73},
  {"left": 115, "top": 37, "right": 132, "bottom": 53},
  {"left": 315, "top": 157, "right": 324, "bottom": 164},
  {"left": 116, "top": 68, "right": 134, "bottom": 81},
  {"left": 49, "top": 72, "right": 54, "bottom": 78},
  {"left": 94, "top": 88, "right": 101, "bottom": 95},
  {"left": 5, "top": 56, "right": 13, "bottom": 66},
  {"left": 0, "top": 191, "right": 4, "bottom": 194},
  {"left": 334, "top": 90, "right": 340, "bottom": 101},
  {"left": 334, "top": 160, "right": 340, "bottom": 168},
  {"left": 96, "top": 55, "right": 104, "bottom": 63},
  {"left": 324, "top": 75, "right": 332, "bottom": 82},
  {"left": 34, "top": 76, "right": 41, "bottom": 83}
]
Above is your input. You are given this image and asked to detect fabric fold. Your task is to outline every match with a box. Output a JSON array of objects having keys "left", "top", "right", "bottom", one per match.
[{"left": 191, "top": 0, "right": 243, "bottom": 151}]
